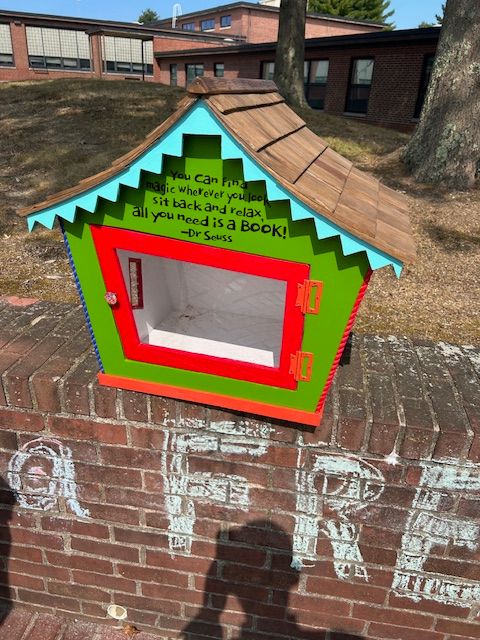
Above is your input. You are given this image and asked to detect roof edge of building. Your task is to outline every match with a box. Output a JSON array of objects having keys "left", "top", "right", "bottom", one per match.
[
  {"left": 154, "top": 26, "right": 441, "bottom": 58},
  {"left": 154, "top": 1, "right": 384, "bottom": 28}
]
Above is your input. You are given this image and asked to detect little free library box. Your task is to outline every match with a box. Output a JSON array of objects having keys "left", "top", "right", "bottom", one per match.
[{"left": 20, "top": 78, "right": 415, "bottom": 427}]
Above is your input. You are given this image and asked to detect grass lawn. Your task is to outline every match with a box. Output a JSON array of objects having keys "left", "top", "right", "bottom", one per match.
[{"left": 1, "top": 78, "right": 479, "bottom": 345}]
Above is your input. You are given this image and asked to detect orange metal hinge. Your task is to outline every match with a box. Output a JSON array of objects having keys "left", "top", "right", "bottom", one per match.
[
  {"left": 296, "top": 280, "right": 323, "bottom": 315},
  {"left": 289, "top": 351, "right": 314, "bottom": 382}
]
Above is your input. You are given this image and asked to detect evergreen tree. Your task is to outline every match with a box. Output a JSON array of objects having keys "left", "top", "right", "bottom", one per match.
[
  {"left": 138, "top": 8, "right": 160, "bottom": 24},
  {"left": 436, "top": 3, "right": 446, "bottom": 24},
  {"left": 308, "top": 0, "right": 394, "bottom": 28}
]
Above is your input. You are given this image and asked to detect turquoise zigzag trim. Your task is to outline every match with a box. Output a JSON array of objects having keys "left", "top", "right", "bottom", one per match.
[{"left": 26, "top": 101, "right": 403, "bottom": 277}]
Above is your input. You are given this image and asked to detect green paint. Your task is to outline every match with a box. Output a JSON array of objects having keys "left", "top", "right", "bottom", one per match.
[{"left": 64, "top": 134, "right": 369, "bottom": 413}]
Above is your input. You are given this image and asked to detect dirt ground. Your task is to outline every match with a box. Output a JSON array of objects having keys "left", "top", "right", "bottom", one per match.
[{"left": 1, "top": 78, "right": 479, "bottom": 345}]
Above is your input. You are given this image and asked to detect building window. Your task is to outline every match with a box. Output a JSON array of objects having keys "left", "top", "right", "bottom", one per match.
[
  {"left": 182, "top": 22, "right": 195, "bottom": 31},
  {"left": 214, "top": 62, "right": 224, "bottom": 77},
  {"left": 26, "top": 26, "right": 91, "bottom": 71},
  {"left": 102, "top": 36, "right": 153, "bottom": 76},
  {"left": 414, "top": 54, "right": 435, "bottom": 118},
  {"left": 261, "top": 61, "right": 275, "bottom": 81},
  {"left": 170, "top": 63, "right": 178, "bottom": 86},
  {"left": 345, "top": 58, "right": 374, "bottom": 114},
  {"left": 186, "top": 63, "right": 204, "bottom": 86},
  {"left": 220, "top": 15, "right": 232, "bottom": 28},
  {"left": 200, "top": 19, "right": 215, "bottom": 31},
  {"left": 305, "top": 60, "right": 329, "bottom": 109},
  {"left": 0, "top": 23, "right": 14, "bottom": 66}
]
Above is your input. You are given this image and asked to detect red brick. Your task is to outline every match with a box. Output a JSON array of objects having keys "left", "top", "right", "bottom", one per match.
[
  {"left": 100, "top": 445, "right": 163, "bottom": 469},
  {"left": 105, "top": 486, "right": 165, "bottom": 509},
  {"left": 48, "top": 581, "right": 111, "bottom": 602},
  {"left": 7, "top": 572, "right": 45, "bottom": 591},
  {"left": 9, "top": 559, "right": 70, "bottom": 581},
  {"left": 258, "top": 445, "right": 298, "bottom": 468},
  {"left": 4, "top": 336, "right": 65, "bottom": 409},
  {"left": 114, "top": 526, "right": 168, "bottom": 548},
  {"left": 17, "top": 588, "right": 81, "bottom": 613},
  {"left": 257, "top": 613, "right": 365, "bottom": 636},
  {"left": 76, "top": 462, "right": 142, "bottom": 488},
  {"left": 0, "top": 607, "right": 32, "bottom": 638},
  {"left": 0, "top": 429, "right": 17, "bottom": 450},
  {"left": 122, "top": 390, "right": 149, "bottom": 422},
  {"left": 187, "top": 455, "right": 270, "bottom": 486},
  {"left": 130, "top": 426, "right": 164, "bottom": 450},
  {"left": 284, "top": 593, "right": 351, "bottom": 617},
  {"left": 92, "top": 383, "right": 118, "bottom": 420},
  {"left": 0, "top": 408, "right": 44, "bottom": 432},
  {"left": 46, "top": 551, "right": 113, "bottom": 574},
  {"left": 150, "top": 396, "right": 176, "bottom": 427},
  {"left": 146, "top": 549, "right": 210, "bottom": 574},
  {"left": 111, "top": 592, "right": 182, "bottom": 616},
  {"left": 83, "top": 502, "right": 140, "bottom": 526},
  {"left": 194, "top": 575, "right": 269, "bottom": 603},
  {"left": 41, "top": 517, "right": 109, "bottom": 539},
  {"left": 305, "top": 576, "right": 388, "bottom": 605},
  {"left": 72, "top": 570, "right": 136, "bottom": 594},
  {"left": 6, "top": 544, "right": 42, "bottom": 563},
  {"left": 368, "top": 622, "right": 444, "bottom": 640},
  {"left": 387, "top": 593, "right": 470, "bottom": 618},
  {"left": 24, "top": 612, "right": 65, "bottom": 640},
  {"left": 9, "top": 528, "right": 64, "bottom": 550},
  {"left": 70, "top": 538, "right": 140, "bottom": 563},
  {"left": 368, "top": 420, "right": 400, "bottom": 455},
  {"left": 353, "top": 603, "right": 434, "bottom": 629},
  {"left": 48, "top": 416, "right": 127, "bottom": 445},
  {"left": 142, "top": 583, "right": 203, "bottom": 608},
  {"left": 117, "top": 563, "right": 189, "bottom": 587}
]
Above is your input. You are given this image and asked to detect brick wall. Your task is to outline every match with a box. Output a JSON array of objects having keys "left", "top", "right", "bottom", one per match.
[
  {"left": 168, "top": 7, "right": 381, "bottom": 43},
  {"left": 157, "top": 39, "right": 436, "bottom": 129},
  {"left": 0, "top": 297, "right": 479, "bottom": 638}
]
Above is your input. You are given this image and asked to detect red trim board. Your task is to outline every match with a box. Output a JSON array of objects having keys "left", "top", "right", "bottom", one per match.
[{"left": 98, "top": 373, "right": 323, "bottom": 427}]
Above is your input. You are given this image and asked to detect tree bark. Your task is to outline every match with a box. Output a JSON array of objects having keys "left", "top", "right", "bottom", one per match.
[
  {"left": 403, "top": 0, "right": 480, "bottom": 189},
  {"left": 274, "top": 0, "right": 308, "bottom": 109}
]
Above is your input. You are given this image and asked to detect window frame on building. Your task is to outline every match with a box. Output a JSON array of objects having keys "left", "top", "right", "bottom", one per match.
[
  {"left": 345, "top": 57, "right": 375, "bottom": 114},
  {"left": 214, "top": 62, "right": 224, "bottom": 78},
  {"left": 102, "top": 36, "right": 153, "bottom": 76},
  {"left": 260, "top": 60, "right": 275, "bottom": 81},
  {"left": 182, "top": 22, "right": 196, "bottom": 31},
  {"left": 26, "top": 26, "right": 92, "bottom": 72},
  {"left": 220, "top": 15, "right": 232, "bottom": 28},
  {"left": 0, "top": 23, "right": 14, "bottom": 67},
  {"left": 200, "top": 18, "right": 215, "bottom": 31},
  {"left": 170, "top": 63, "right": 178, "bottom": 86},
  {"left": 414, "top": 53, "right": 435, "bottom": 119},
  {"left": 185, "top": 62, "right": 204, "bottom": 86},
  {"left": 304, "top": 59, "right": 329, "bottom": 110}
]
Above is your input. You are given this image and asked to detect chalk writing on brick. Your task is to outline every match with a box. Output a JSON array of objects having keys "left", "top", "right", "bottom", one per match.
[
  {"left": 161, "top": 419, "right": 272, "bottom": 554},
  {"left": 393, "top": 458, "right": 480, "bottom": 607},
  {"left": 292, "top": 443, "right": 384, "bottom": 581},
  {"left": 8, "top": 437, "right": 89, "bottom": 518}
]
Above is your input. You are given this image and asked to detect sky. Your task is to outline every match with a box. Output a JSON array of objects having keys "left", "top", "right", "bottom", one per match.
[{"left": 1, "top": 0, "right": 444, "bottom": 30}]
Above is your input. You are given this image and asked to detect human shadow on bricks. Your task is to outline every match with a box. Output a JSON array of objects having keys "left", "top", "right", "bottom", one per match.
[
  {"left": 0, "top": 474, "right": 17, "bottom": 624},
  {"left": 181, "top": 519, "right": 364, "bottom": 640}
]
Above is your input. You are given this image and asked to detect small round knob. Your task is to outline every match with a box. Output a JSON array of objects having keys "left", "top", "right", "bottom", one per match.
[{"left": 105, "top": 292, "right": 118, "bottom": 306}]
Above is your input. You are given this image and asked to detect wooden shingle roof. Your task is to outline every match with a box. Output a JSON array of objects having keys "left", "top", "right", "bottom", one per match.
[
  {"left": 20, "top": 77, "right": 414, "bottom": 265},
  {"left": 191, "top": 77, "right": 414, "bottom": 264}
]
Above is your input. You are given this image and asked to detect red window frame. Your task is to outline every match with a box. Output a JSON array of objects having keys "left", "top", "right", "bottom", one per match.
[{"left": 91, "top": 225, "right": 308, "bottom": 389}]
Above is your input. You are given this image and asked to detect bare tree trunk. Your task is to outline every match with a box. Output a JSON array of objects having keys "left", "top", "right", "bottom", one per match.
[
  {"left": 403, "top": 0, "right": 480, "bottom": 189},
  {"left": 274, "top": 0, "right": 308, "bottom": 109}
]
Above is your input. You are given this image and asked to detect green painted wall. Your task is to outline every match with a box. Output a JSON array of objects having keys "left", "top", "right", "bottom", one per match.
[{"left": 64, "top": 134, "right": 369, "bottom": 413}]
